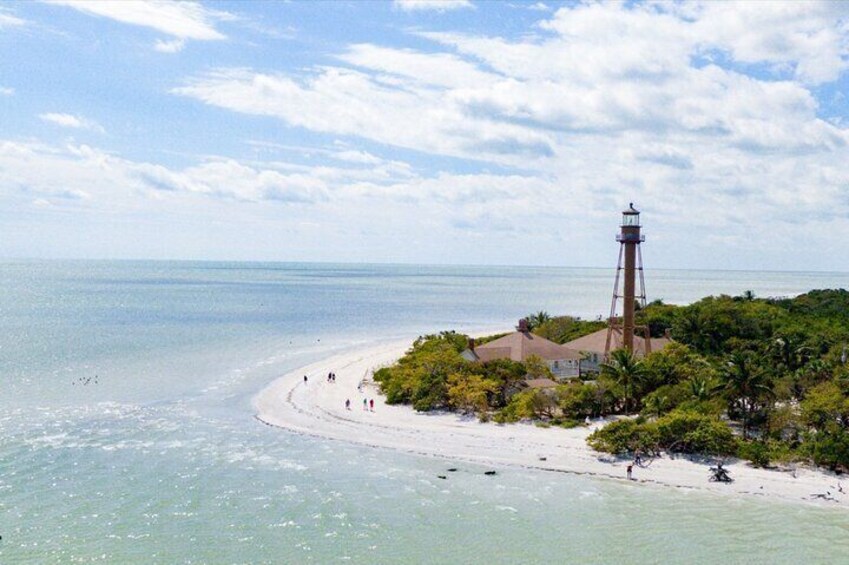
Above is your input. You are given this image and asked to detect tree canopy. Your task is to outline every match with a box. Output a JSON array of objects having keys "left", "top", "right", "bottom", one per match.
[{"left": 376, "top": 289, "right": 849, "bottom": 470}]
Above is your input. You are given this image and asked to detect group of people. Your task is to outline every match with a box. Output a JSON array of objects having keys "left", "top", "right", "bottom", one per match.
[
  {"left": 626, "top": 452, "right": 643, "bottom": 481},
  {"left": 304, "top": 369, "right": 376, "bottom": 412},
  {"left": 345, "top": 397, "right": 375, "bottom": 411},
  {"left": 303, "top": 372, "right": 339, "bottom": 384}
]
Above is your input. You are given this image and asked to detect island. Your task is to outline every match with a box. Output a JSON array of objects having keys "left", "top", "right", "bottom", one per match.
[{"left": 255, "top": 288, "right": 849, "bottom": 506}]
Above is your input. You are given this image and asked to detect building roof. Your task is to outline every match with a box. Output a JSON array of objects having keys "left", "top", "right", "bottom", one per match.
[
  {"left": 525, "top": 378, "right": 559, "bottom": 389},
  {"left": 562, "top": 328, "right": 671, "bottom": 357},
  {"left": 469, "top": 331, "right": 583, "bottom": 363}
]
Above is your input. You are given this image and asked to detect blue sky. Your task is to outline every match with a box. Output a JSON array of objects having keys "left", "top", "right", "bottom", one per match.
[{"left": 2, "top": 1, "right": 849, "bottom": 270}]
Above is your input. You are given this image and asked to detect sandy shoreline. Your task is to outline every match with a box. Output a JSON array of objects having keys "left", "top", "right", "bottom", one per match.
[{"left": 253, "top": 338, "right": 849, "bottom": 508}]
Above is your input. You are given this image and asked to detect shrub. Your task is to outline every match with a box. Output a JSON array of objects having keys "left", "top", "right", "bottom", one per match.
[
  {"left": 497, "top": 389, "right": 558, "bottom": 422},
  {"left": 586, "top": 419, "right": 659, "bottom": 455},
  {"left": 587, "top": 411, "right": 736, "bottom": 457},
  {"left": 737, "top": 441, "right": 771, "bottom": 468},
  {"left": 557, "top": 382, "right": 600, "bottom": 419},
  {"left": 804, "top": 430, "right": 849, "bottom": 471},
  {"left": 655, "top": 410, "right": 736, "bottom": 456}
]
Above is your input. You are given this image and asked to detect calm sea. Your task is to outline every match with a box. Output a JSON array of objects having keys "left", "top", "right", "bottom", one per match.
[{"left": 2, "top": 260, "right": 848, "bottom": 563}]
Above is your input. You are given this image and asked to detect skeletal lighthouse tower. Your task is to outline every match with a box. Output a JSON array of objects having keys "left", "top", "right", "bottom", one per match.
[{"left": 605, "top": 204, "right": 651, "bottom": 355}]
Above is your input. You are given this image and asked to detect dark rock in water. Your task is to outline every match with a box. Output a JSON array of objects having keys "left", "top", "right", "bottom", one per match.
[
  {"left": 484, "top": 471, "right": 497, "bottom": 476},
  {"left": 437, "top": 475, "right": 447, "bottom": 479},
  {"left": 447, "top": 468, "right": 458, "bottom": 472}
]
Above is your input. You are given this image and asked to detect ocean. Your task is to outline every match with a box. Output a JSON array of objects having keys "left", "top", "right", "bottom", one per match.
[{"left": 2, "top": 260, "right": 849, "bottom": 563}]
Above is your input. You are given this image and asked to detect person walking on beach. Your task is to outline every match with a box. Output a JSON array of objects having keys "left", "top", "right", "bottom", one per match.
[
  {"left": 304, "top": 375, "right": 308, "bottom": 384},
  {"left": 369, "top": 399, "right": 374, "bottom": 411},
  {"left": 626, "top": 464, "right": 633, "bottom": 480},
  {"left": 363, "top": 398, "right": 368, "bottom": 411},
  {"left": 345, "top": 399, "right": 351, "bottom": 410}
]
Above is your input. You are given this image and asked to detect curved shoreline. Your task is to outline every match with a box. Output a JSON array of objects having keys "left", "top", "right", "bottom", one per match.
[{"left": 253, "top": 338, "right": 849, "bottom": 508}]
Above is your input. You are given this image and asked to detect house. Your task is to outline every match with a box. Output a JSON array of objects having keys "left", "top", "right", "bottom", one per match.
[
  {"left": 561, "top": 327, "right": 672, "bottom": 373},
  {"left": 461, "top": 319, "right": 583, "bottom": 380}
]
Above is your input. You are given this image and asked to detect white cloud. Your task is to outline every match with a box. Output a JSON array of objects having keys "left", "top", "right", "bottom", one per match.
[
  {"left": 47, "top": 0, "right": 231, "bottom": 45},
  {"left": 0, "top": 9, "right": 26, "bottom": 28},
  {"left": 172, "top": 67, "right": 554, "bottom": 165},
  {"left": 393, "top": 0, "right": 473, "bottom": 13},
  {"left": 0, "top": 86, "right": 14, "bottom": 96},
  {"left": 166, "top": 1, "right": 849, "bottom": 269},
  {"left": 39, "top": 112, "right": 105, "bottom": 133},
  {"left": 339, "top": 43, "right": 498, "bottom": 89},
  {"left": 154, "top": 38, "right": 186, "bottom": 53},
  {"left": 332, "top": 149, "right": 383, "bottom": 165},
  {"left": 8, "top": 1, "right": 849, "bottom": 267},
  {"left": 691, "top": 1, "right": 849, "bottom": 85}
]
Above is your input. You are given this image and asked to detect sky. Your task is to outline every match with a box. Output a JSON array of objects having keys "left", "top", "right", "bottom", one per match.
[{"left": 2, "top": 0, "right": 849, "bottom": 270}]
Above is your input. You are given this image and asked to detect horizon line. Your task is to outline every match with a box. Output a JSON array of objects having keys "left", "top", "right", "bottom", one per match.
[{"left": 3, "top": 256, "right": 849, "bottom": 277}]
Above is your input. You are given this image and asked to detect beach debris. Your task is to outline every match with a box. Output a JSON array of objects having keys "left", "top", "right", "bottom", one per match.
[
  {"left": 539, "top": 457, "right": 547, "bottom": 461},
  {"left": 484, "top": 471, "right": 497, "bottom": 476},
  {"left": 447, "top": 468, "right": 458, "bottom": 472},
  {"left": 709, "top": 463, "right": 733, "bottom": 483},
  {"left": 437, "top": 475, "right": 447, "bottom": 480},
  {"left": 73, "top": 375, "right": 99, "bottom": 386}
]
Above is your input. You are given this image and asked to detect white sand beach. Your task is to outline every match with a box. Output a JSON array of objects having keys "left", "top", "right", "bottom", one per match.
[{"left": 254, "top": 338, "right": 849, "bottom": 508}]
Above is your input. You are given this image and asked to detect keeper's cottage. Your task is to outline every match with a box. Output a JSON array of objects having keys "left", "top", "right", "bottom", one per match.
[{"left": 461, "top": 319, "right": 582, "bottom": 380}]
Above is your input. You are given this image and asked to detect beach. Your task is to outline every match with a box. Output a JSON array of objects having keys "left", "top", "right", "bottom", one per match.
[{"left": 255, "top": 337, "right": 849, "bottom": 508}]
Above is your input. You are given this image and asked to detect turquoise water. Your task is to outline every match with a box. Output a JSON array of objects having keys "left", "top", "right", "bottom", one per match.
[{"left": 2, "top": 260, "right": 849, "bottom": 563}]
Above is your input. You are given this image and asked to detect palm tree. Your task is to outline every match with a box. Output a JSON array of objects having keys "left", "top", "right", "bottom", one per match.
[
  {"left": 720, "top": 351, "right": 774, "bottom": 439},
  {"left": 600, "top": 349, "right": 648, "bottom": 414},
  {"left": 769, "top": 335, "right": 811, "bottom": 373},
  {"left": 689, "top": 375, "right": 715, "bottom": 402},
  {"left": 644, "top": 394, "right": 668, "bottom": 418},
  {"left": 526, "top": 310, "right": 551, "bottom": 331},
  {"left": 675, "top": 310, "right": 713, "bottom": 352}
]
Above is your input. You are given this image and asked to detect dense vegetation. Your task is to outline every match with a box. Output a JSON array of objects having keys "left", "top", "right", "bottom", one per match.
[{"left": 375, "top": 290, "right": 849, "bottom": 471}]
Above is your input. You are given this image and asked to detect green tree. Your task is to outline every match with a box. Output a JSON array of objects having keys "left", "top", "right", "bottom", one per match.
[
  {"left": 498, "top": 388, "right": 557, "bottom": 421},
  {"left": 479, "top": 358, "right": 527, "bottom": 407},
  {"left": 600, "top": 349, "right": 648, "bottom": 414},
  {"left": 557, "top": 382, "right": 601, "bottom": 419},
  {"left": 447, "top": 373, "right": 499, "bottom": 414},
  {"left": 526, "top": 311, "right": 551, "bottom": 330},
  {"left": 769, "top": 334, "right": 811, "bottom": 373},
  {"left": 689, "top": 375, "right": 715, "bottom": 402},
  {"left": 800, "top": 382, "right": 849, "bottom": 431},
  {"left": 524, "top": 354, "right": 553, "bottom": 380},
  {"left": 534, "top": 315, "right": 607, "bottom": 344},
  {"left": 643, "top": 393, "right": 668, "bottom": 418},
  {"left": 720, "top": 351, "right": 774, "bottom": 439}
]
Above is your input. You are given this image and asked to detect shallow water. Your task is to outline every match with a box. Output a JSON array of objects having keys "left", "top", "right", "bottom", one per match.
[{"left": 2, "top": 260, "right": 848, "bottom": 563}]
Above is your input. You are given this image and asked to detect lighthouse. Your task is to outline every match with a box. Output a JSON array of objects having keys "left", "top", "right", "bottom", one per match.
[{"left": 605, "top": 204, "right": 650, "bottom": 354}]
